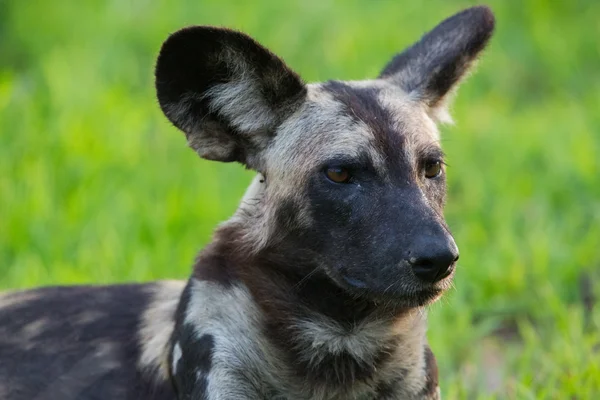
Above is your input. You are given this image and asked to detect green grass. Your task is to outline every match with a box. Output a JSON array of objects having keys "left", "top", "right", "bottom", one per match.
[{"left": 1, "top": 0, "right": 599, "bottom": 397}]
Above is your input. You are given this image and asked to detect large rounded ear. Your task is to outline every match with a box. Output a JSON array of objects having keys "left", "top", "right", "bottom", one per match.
[
  {"left": 379, "top": 6, "right": 495, "bottom": 122},
  {"left": 155, "top": 27, "right": 307, "bottom": 168}
]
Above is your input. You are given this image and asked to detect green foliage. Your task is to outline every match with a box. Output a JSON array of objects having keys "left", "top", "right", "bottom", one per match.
[{"left": 1, "top": 0, "right": 598, "bottom": 397}]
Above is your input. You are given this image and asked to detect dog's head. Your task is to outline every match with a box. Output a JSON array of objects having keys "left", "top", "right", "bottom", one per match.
[{"left": 155, "top": 6, "right": 495, "bottom": 307}]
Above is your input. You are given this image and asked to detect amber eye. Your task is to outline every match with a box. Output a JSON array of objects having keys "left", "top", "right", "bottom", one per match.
[
  {"left": 424, "top": 160, "right": 442, "bottom": 179},
  {"left": 325, "top": 166, "right": 352, "bottom": 183}
]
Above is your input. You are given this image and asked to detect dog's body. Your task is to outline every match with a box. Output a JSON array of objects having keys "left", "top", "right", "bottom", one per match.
[
  {"left": 0, "top": 282, "right": 182, "bottom": 400},
  {"left": 0, "top": 6, "right": 494, "bottom": 400},
  {"left": 0, "top": 279, "right": 433, "bottom": 400}
]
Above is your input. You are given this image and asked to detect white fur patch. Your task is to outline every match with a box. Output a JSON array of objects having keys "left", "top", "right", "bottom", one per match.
[
  {"left": 137, "top": 280, "right": 186, "bottom": 380},
  {"left": 294, "top": 307, "right": 427, "bottom": 369},
  {"left": 207, "top": 78, "right": 276, "bottom": 136},
  {"left": 172, "top": 342, "right": 182, "bottom": 375},
  {"left": 184, "top": 279, "right": 273, "bottom": 399},
  {"left": 223, "top": 173, "right": 273, "bottom": 253},
  {"left": 0, "top": 290, "right": 41, "bottom": 310}
]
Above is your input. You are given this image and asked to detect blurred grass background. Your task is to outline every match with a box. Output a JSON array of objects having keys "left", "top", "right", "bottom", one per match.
[{"left": 1, "top": 0, "right": 599, "bottom": 398}]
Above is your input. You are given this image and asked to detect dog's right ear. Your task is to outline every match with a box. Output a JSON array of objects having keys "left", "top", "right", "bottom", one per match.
[{"left": 155, "top": 26, "right": 306, "bottom": 168}]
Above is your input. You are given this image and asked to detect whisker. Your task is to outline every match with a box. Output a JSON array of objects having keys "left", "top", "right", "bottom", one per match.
[{"left": 292, "top": 267, "right": 321, "bottom": 291}]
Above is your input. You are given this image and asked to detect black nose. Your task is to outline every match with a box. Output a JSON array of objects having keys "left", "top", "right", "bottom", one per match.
[{"left": 409, "top": 237, "right": 459, "bottom": 283}]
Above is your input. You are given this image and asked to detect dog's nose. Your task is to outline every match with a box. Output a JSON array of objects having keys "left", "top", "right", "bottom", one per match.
[{"left": 409, "top": 236, "right": 459, "bottom": 283}]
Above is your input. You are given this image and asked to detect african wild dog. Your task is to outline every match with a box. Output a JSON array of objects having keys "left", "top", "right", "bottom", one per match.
[{"left": 0, "top": 6, "right": 495, "bottom": 400}]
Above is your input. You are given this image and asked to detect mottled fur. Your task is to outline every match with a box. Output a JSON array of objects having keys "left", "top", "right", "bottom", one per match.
[
  {"left": 0, "top": 6, "right": 494, "bottom": 400},
  {"left": 0, "top": 283, "right": 180, "bottom": 400}
]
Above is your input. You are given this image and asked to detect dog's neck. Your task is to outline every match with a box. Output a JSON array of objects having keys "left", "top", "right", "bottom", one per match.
[
  {"left": 194, "top": 223, "right": 412, "bottom": 325},
  {"left": 189, "top": 224, "right": 429, "bottom": 395}
]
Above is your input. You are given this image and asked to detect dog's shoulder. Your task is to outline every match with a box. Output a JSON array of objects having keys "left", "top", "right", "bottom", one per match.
[{"left": 170, "top": 278, "right": 275, "bottom": 398}]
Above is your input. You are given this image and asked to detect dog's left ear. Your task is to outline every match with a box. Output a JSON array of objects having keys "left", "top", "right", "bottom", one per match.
[
  {"left": 380, "top": 6, "right": 495, "bottom": 122},
  {"left": 155, "top": 26, "right": 306, "bottom": 169}
]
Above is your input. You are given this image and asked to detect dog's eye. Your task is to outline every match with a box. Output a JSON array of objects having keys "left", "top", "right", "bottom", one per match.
[
  {"left": 424, "top": 161, "right": 442, "bottom": 179},
  {"left": 325, "top": 166, "right": 352, "bottom": 184}
]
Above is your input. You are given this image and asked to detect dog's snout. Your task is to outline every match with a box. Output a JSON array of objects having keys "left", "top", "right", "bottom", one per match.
[{"left": 408, "top": 235, "right": 459, "bottom": 284}]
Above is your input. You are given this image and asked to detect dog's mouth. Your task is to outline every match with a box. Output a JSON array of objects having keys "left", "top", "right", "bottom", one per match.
[{"left": 332, "top": 265, "right": 455, "bottom": 308}]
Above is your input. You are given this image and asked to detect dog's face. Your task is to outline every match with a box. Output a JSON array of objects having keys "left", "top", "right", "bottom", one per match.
[{"left": 155, "top": 7, "right": 494, "bottom": 307}]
